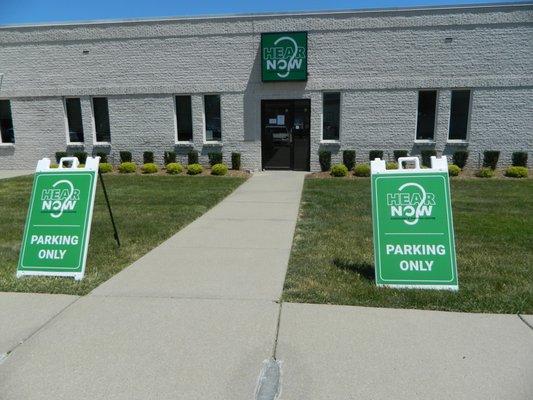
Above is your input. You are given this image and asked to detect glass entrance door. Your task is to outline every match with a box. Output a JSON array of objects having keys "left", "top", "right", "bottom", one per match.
[{"left": 261, "top": 99, "right": 310, "bottom": 171}]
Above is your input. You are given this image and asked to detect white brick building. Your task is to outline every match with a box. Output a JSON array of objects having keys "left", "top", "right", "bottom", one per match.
[{"left": 0, "top": 3, "right": 531, "bottom": 171}]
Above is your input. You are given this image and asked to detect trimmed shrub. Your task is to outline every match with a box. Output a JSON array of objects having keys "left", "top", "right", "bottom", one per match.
[
  {"left": 141, "top": 163, "right": 158, "bottom": 174},
  {"left": 354, "top": 163, "right": 371, "bottom": 177},
  {"left": 73, "top": 151, "right": 87, "bottom": 164},
  {"left": 452, "top": 150, "right": 469, "bottom": 169},
  {"left": 77, "top": 164, "right": 85, "bottom": 168},
  {"left": 369, "top": 150, "right": 384, "bottom": 161},
  {"left": 483, "top": 151, "right": 500, "bottom": 170},
  {"left": 166, "top": 163, "right": 183, "bottom": 174},
  {"left": 448, "top": 164, "right": 461, "bottom": 177},
  {"left": 164, "top": 151, "right": 177, "bottom": 165},
  {"left": 211, "top": 163, "right": 228, "bottom": 176},
  {"left": 118, "top": 162, "right": 136, "bottom": 173},
  {"left": 330, "top": 164, "right": 348, "bottom": 177},
  {"left": 512, "top": 152, "right": 528, "bottom": 167},
  {"left": 393, "top": 150, "right": 409, "bottom": 161},
  {"left": 99, "top": 163, "right": 113, "bottom": 173},
  {"left": 386, "top": 162, "right": 398, "bottom": 170},
  {"left": 231, "top": 152, "right": 241, "bottom": 170},
  {"left": 188, "top": 150, "right": 199, "bottom": 165},
  {"left": 319, "top": 150, "right": 331, "bottom": 172},
  {"left": 55, "top": 151, "right": 68, "bottom": 163},
  {"left": 187, "top": 163, "right": 203, "bottom": 175},
  {"left": 143, "top": 151, "right": 154, "bottom": 164},
  {"left": 476, "top": 168, "right": 494, "bottom": 178},
  {"left": 120, "top": 151, "right": 132, "bottom": 163},
  {"left": 505, "top": 166, "right": 528, "bottom": 178},
  {"left": 96, "top": 152, "right": 108, "bottom": 163},
  {"left": 208, "top": 152, "right": 223, "bottom": 167},
  {"left": 421, "top": 149, "right": 437, "bottom": 168},
  {"left": 342, "top": 151, "right": 356, "bottom": 171},
  {"left": 50, "top": 164, "right": 59, "bottom": 169}
]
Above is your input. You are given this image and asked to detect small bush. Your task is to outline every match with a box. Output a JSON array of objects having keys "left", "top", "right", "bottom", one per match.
[
  {"left": 483, "top": 151, "right": 500, "bottom": 170},
  {"left": 143, "top": 151, "right": 154, "bottom": 164},
  {"left": 393, "top": 150, "right": 409, "bottom": 161},
  {"left": 73, "top": 151, "right": 87, "bottom": 164},
  {"left": 211, "top": 163, "right": 228, "bottom": 176},
  {"left": 330, "top": 164, "right": 348, "bottom": 177},
  {"left": 421, "top": 149, "right": 437, "bottom": 167},
  {"left": 164, "top": 151, "right": 176, "bottom": 165},
  {"left": 476, "top": 168, "right": 494, "bottom": 178},
  {"left": 448, "top": 164, "right": 461, "bottom": 177},
  {"left": 188, "top": 150, "right": 199, "bottom": 165},
  {"left": 231, "top": 152, "right": 241, "bottom": 170},
  {"left": 512, "top": 152, "right": 528, "bottom": 167},
  {"left": 50, "top": 164, "right": 59, "bottom": 169},
  {"left": 208, "top": 152, "right": 223, "bottom": 167},
  {"left": 342, "top": 151, "right": 356, "bottom": 171},
  {"left": 319, "top": 151, "right": 331, "bottom": 172},
  {"left": 141, "top": 163, "right": 158, "bottom": 174},
  {"left": 55, "top": 151, "right": 68, "bottom": 163},
  {"left": 99, "top": 163, "right": 113, "bottom": 173},
  {"left": 452, "top": 151, "right": 469, "bottom": 169},
  {"left": 77, "top": 164, "right": 85, "bottom": 168},
  {"left": 166, "top": 163, "right": 183, "bottom": 174},
  {"left": 187, "top": 163, "right": 203, "bottom": 175},
  {"left": 118, "top": 162, "right": 136, "bottom": 174},
  {"left": 386, "top": 162, "right": 398, "bottom": 170},
  {"left": 120, "top": 151, "right": 132, "bottom": 163},
  {"left": 96, "top": 152, "right": 108, "bottom": 163},
  {"left": 354, "top": 163, "right": 371, "bottom": 177},
  {"left": 505, "top": 166, "right": 528, "bottom": 178},
  {"left": 369, "top": 150, "right": 384, "bottom": 161}
]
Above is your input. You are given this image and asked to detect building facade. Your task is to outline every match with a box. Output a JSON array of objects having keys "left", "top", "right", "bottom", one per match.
[{"left": 0, "top": 3, "right": 531, "bottom": 171}]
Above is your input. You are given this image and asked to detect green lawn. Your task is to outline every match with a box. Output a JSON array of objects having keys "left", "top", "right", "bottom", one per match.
[
  {"left": 283, "top": 178, "right": 533, "bottom": 313},
  {"left": 0, "top": 174, "right": 245, "bottom": 295}
]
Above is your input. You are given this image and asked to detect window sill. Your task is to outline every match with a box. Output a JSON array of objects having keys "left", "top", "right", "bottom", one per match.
[
  {"left": 413, "top": 140, "right": 436, "bottom": 145},
  {"left": 203, "top": 141, "right": 222, "bottom": 146},
  {"left": 0, "top": 143, "right": 15, "bottom": 147},
  {"left": 447, "top": 140, "right": 469, "bottom": 146},
  {"left": 175, "top": 141, "right": 194, "bottom": 146},
  {"left": 93, "top": 142, "right": 111, "bottom": 146},
  {"left": 67, "top": 142, "right": 84, "bottom": 146},
  {"left": 320, "top": 140, "right": 341, "bottom": 145}
]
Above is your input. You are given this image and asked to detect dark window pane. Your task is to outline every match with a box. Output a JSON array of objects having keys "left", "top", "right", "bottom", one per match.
[
  {"left": 176, "top": 96, "right": 193, "bottom": 142},
  {"left": 65, "top": 98, "right": 84, "bottom": 143},
  {"left": 204, "top": 95, "right": 221, "bottom": 141},
  {"left": 0, "top": 100, "right": 14, "bottom": 143},
  {"left": 416, "top": 90, "right": 437, "bottom": 140},
  {"left": 93, "top": 97, "right": 111, "bottom": 142},
  {"left": 449, "top": 90, "right": 471, "bottom": 140},
  {"left": 323, "top": 92, "right": 340, "bottom": 140}
]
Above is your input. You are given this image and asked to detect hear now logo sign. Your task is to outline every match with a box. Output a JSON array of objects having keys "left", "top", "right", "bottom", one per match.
[{"left": 261, "top": 32, "right": 307, "bottom": 82}]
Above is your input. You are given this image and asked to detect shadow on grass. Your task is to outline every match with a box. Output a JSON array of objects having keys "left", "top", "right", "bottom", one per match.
[{"left": 333, "top": 259, "right": 375, "bottom": 282}]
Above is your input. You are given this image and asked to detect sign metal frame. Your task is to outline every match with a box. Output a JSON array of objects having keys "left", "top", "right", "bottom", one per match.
[
  {"left": 370, "top": 156, "right": 458, "bottom": 291},
  {"left": 16, "top": 156, "right": 100, "bottom": 281}
]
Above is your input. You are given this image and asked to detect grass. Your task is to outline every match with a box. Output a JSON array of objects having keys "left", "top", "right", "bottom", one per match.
[
  {"left": 0, "top": 174, "right": 245, "bottom": 295},
  {"left": 283, "top": 178, "right": 533, "bottom": 313}
]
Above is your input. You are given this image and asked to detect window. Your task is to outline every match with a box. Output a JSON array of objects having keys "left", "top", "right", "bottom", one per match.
[
  {"left": 322, "top": 92, "right": 340, "bottom": 141},
  {"left": 449, "top": 90, "right": 471, "bottom": 141},
  {"left": 65, "top": 98, "right": 84, "bottom": 143},
  {"left": 0, "top": 100, "right": 14, "bottom": 144},
  {"left": 204, "top": 95, "right": 221, "bottom": 142},
  {"left": 92, "top": 97, "right": 111, "bottom": 143},
  {"left": 416, "top": 90, "right": 437, "bottom": 141},
  {"left": 175, "top": 96, "right": 193, "bottom": 142}
]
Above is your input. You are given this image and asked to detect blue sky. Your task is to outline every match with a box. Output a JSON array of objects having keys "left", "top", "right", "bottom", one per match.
[{"left": 0, "top": 0, "right": 516, "bottom": 25}]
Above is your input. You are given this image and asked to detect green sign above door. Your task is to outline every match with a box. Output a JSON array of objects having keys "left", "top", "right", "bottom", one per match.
[
  {"left": 17, "top": 157, "right": 99, "bottom": 281},
  {"left": 370, "top": 157, "right": 458, "bottom": 290},
  {"left": 261, "top": 32, "right": 307, "bottom": 82}
]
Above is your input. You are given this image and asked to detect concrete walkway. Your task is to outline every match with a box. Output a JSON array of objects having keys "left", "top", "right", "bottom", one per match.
[{"left": 1, "top": 171, "right": 532, "bottom": 399}]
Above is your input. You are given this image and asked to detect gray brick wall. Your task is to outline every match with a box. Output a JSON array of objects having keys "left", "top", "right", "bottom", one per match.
[{"left": 0, "top": 4, "right": 531, "bottom": 170}]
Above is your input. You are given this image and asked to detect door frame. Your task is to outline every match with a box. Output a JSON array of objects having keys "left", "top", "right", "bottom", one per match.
[{"left": 260, "top": 99, "right": 311, "bottom": 171}]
